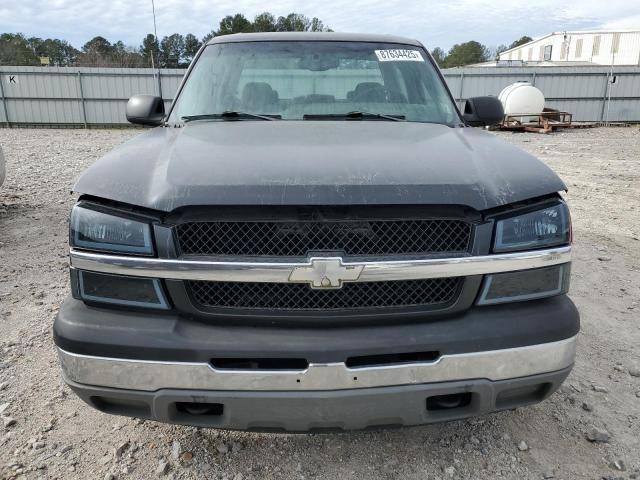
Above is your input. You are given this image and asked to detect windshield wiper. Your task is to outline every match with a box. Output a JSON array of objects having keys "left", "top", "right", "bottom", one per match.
[
  {"left": 303, "top": 111, "right": 405, "bottom": 122},
  {"left": 182, "top": 111, "right": 281, "bottom": 122}
]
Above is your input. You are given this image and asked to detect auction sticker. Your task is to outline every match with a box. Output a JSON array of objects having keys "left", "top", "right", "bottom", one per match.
[{"left": 375, "top": 50, "right": 424, "bottom": 62}]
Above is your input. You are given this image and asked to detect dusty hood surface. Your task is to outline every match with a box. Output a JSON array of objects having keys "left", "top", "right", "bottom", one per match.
[{"left": 74, "top": 122, "right": 566, "bottom": 212}]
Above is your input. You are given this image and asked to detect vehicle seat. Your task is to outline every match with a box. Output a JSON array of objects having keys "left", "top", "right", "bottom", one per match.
[
  {"left": 347, "top": 82, "right": 407, "bottom": 103},
  {"left": 347, "top": 82, "right": 386, "bottom": 102},
  {"left": 293, "top": 94, "right": 336, "bottom": 104},
  {"left": 241, "top": 82, "right": 279, "bottom": 112}
]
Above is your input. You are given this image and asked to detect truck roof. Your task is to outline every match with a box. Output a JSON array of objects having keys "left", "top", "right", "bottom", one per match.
[{"left": 206, "top": 32, "right": 423, "bottom": 47}]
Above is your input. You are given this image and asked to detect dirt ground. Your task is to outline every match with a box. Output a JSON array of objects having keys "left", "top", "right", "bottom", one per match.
[{"left": 0, "top": 126, "right": 639, "bottom": 480}]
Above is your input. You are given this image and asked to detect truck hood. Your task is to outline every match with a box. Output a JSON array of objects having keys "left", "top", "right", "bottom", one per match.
[{"left": 74, "top": 122, "right": 566, "bottom": 212}]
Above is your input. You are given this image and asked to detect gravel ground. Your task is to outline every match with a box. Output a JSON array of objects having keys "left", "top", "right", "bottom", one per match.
[{"left": 0, "top": 126, "right": 639, "bottom": 480}]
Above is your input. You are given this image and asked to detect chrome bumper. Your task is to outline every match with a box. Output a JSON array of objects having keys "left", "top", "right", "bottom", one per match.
[{"left": 58, "top": 336, "right": 576, "bottom": 392}]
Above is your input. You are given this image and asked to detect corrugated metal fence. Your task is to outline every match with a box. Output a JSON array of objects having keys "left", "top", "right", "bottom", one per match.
[
  {"left": 442, "top": 66, "right": 640, "bottom": 123},
  {"left": 0, "top": 66, "right": 184, "bottom": 127},
  {"left": 0, "top": 65, "right": 639, "bottom": 126}
]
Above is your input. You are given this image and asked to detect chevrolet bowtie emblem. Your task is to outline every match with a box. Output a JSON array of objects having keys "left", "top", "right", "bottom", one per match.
[{"left": 289, "top": 258, "right": 364, "bottom": 289}]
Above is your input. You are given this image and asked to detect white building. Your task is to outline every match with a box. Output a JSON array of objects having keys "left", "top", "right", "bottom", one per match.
[{"left": 497, "top": 30, "right": 640, "bottom": 66}]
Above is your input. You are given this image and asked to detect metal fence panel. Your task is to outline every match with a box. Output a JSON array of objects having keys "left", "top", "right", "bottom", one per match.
[
  {"left": 0, "top": 66, "right": 183, "bottom": 126},
  {"left": 442, "top": 66, "right": 640, "bottom": 122},
  {"left": 0, "top": 65, "right": 639, "bottom": 126}
]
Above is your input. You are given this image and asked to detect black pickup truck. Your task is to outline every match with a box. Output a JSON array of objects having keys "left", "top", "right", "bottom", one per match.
[{"left": 54, "top": 32, "right": 578, "bottom": 432}]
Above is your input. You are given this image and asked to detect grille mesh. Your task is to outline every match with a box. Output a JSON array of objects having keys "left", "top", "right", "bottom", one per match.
[
  {"left": 176, "top": 220, "right": 471, "bottom": 257},
  {"left": 188, "top": 278, "right": 461, "bottom": 311}
]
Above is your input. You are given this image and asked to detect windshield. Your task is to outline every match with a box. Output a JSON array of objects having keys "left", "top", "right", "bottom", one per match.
[{"left": 170, "top": 41, "right": 460, "bottom": 125}]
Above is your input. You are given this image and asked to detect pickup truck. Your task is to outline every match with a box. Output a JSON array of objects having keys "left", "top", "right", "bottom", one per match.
[{"left": 54, "top": 32, "right": 579, "bottom": 432}]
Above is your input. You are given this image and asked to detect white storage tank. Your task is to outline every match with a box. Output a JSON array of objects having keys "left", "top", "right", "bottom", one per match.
[{"left": 498, "top": 82, "right": 545, "bottom": 119}]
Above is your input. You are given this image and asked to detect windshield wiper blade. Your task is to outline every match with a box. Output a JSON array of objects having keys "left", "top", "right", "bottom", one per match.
[
  {"left": 303, "top": 111, "right": 405, "bottom": 122},
  {"left": 182, "top": 111, "right": 280, "bottom": 122}
]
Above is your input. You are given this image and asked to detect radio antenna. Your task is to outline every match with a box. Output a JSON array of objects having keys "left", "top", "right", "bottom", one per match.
[{"left": 150, "top": 0, "right": 163, "bottom": 98}]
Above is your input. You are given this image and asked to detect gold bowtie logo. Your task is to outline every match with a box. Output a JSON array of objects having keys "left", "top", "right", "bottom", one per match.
[{"left": 289, "top": 258, "right": 364, "bottom": 289}]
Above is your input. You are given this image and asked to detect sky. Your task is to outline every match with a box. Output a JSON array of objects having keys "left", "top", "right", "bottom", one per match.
[{"left": 1, "top": 0, "right": 639, "bottom": 51}]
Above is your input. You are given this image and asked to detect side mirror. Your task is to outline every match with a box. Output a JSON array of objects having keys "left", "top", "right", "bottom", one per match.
[
  {"left": 463, "top": 96, "right": 504, "bottom": 127},
  {"left": 126, "top": 95, "right": 165, "bottom": 126}
]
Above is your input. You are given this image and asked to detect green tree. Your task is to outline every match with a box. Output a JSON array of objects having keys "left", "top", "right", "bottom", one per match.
[
  {"left": 202, "top": 31, "right": 216, "bottom": 43},
  {"left": 78, "top": 36, "right": 142, "bottom": 66},
  {"left": 443, "top": 41, "right": 490, "bottom": 67},
  {"left": 253, "top": 12, "right": 277, "bottom": 32},
  {"left": 495, "top": 44, "right": 508, "bottom": 56},
  {"left": 275, "top": 13, "right": 309, "bottom": 32},
  {"left": 112, "top": 40, "right": 127, "bottom": 58},
  {"left": 207, "top": 12, "right": 331, "bottom": 38},
  {"left": 28, "top": 37, "right": 78, "bottom": 66},
  {"left": 309, "top": 17, "right": 331, "bottom": 32},
  {"left": 0, "top": 33, "right": 39, "bottom": 65},
  {"left": 508, "top": 36, "right": 533, "bottom": 49},
  {"left": 110, "top": 41, "right": 144, "bottom": 67},
  {"left": 183, "top": 33, "right": 202, "bottom": 62},
  {"left": 80, "top": 36, "right": 115, "bottom": 65},
  {"left": 140, "top": 34, "right": 160, "bottom": 66},
  {"left": 430, "top": 47, "right": 446, "bottom": 67},
  {"left": 159, "top": 33, "right": 185, "bottom": 67},
  {"left": 217, "top": 14, "right": 253, "bottom": 35},
  {"left": 82, "top": 36, "right": 113, "bottom": 56}
]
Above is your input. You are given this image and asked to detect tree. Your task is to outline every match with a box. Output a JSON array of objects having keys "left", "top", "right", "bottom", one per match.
[
  {"left": 253, "top": 12, "right": 276, "bottom": 32},
  {"left": 28, "top": 37, "right": 78, "bottom": 66},
  {"left": 271, "top": 13, "right": 332, "bottom": 32},
  {"left": 78, "top": 36, "right": 143, "bottom": 66},
  {"left": 112, "top": 40, "right": 127, "bottom": 62},
  {"left": 159, "top": 33, "right": 185, "bottom": 67},
  {"left": 495, "top": 44, "right": 508, "bottom": 56},
  {"left": 217, "top": 14, "right": 253, "bottom": 36},
  {"left": 80, "top": 36, "right": 115, "bottom": 65},
  {"left": 108, "top": 41, "right": 144, "bottom": 67},
  {"left": 183, "top": 33, "right": 202, "bottom": 63},
  {"left": 309, "top": 17, "right": 331, "bottom": 32},
  {"left": 140, "top": 34, "right": 160, "bottom": 66},
  {"left": 443, "top": 41, "right": 490, "bottom": 67},
  {"left": 0, "top": 12, "right": 332, "bottom": 67},
  {"left": 207, "top": 12, "right": 331, "bottom": 38},
  {"left": 430, "top": 47, "right": 446, "bottom": 67},
  {"left": 82, "top": 36, "right": 113, "bottom": 56},
  {"left": 276, "top": 13, "right": 309, "bottom": 32},
  {"left": 202, "top": 31, "right": 216, "bottom": 43},
  {"left": 0, "top": 33, "right": 39, "bottom": 65},
  {"left": 508, "top": 36, "right": 533, "bottom": 50}
]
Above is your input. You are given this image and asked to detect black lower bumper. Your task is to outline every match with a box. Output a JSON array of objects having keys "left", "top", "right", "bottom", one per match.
[
  {"left": 53, "top": 295, "right": 580, "bottom": 363},
  {"left": 65, "top": 367, "right": 571, "bottom": 432}
]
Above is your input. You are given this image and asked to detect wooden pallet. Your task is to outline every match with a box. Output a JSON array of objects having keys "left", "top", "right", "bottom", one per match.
[{"left": 498, "top": 109, "right": 596, "bottom": 134}]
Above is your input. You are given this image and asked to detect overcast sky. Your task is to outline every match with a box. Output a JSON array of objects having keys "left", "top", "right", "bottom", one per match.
[{"left": 1, "top": 0, "right": 639, "bottom": 51}]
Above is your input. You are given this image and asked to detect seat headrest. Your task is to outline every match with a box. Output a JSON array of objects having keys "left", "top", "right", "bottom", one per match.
[
  {"left": 347, "top": 82, "right": 386, "bottom": 102},
  {"left": 242, "top": 82, "right": 278, "bottom": 109}
]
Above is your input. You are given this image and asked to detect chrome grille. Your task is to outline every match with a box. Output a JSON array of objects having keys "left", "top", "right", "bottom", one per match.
[
  {"left": 176, "top": 219, "right": 472, "bottom": 257},
  {"left": 188, "top": 278, "right": 462, "bottom": 311}
]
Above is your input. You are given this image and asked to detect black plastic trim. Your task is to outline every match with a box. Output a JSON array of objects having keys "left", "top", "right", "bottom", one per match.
[
  {"left": 64, "top": 367, "right": 572, "bottom": 431},
  {"left": 54, "top": 295, "right": 580, "bottom": 364}
]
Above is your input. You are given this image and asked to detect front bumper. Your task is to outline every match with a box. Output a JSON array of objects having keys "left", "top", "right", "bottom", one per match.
[
  {"left": 55, "top": 295, "right": 579, "bottom": 431},
  {"left": 63, "top": 367, "right": 572, "bottom": 431},
  {"left": 57, "top": 337, "right": 576, "bottom": 392}
]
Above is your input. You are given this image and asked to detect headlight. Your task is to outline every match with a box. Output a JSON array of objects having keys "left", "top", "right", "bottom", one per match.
[
  {"left": 70, "top": 204, "right": 154, "bottom": 256},
  {"left": 494, "top": 201, "right": 570, "bottom": 253}
]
